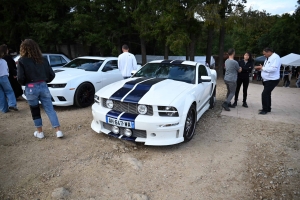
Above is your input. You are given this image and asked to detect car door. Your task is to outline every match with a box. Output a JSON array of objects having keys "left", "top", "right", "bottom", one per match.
[
  {"left": 99, "top": 60, "right": 122, "bottom": 89},
  {"left": 196, "top": 64, "right": 212, "bottom": 112}
]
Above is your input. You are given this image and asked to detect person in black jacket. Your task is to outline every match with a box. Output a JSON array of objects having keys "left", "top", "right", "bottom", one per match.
[
  {"left": 17, "top": 39, "right": 63, "bottom": 139},
  {"left": 232, "top": 52, "right": 254, "bottom": 108},
  {"left": 1, "top": 44, "right": 23, "bottom": 98}
]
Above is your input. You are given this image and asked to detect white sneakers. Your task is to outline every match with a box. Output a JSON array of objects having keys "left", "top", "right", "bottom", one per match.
[
  {"left": 34, "top": 131, "right": 45, "bottom": 139},
  {"left": 33, "top": 131, "right": 64, "bottom": 138},
  {"left": 56, "top": 131, "right": 64, "bottom": 138}
]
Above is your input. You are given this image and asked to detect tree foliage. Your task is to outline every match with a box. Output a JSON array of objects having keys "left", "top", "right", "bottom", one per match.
[{"left": 0, "top": 0, "right": 299, "bottom": 65}]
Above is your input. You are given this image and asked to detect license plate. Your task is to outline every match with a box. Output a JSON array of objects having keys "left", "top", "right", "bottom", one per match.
[{"left": 106, "top": 117, "right": 134, "bottom": 128}]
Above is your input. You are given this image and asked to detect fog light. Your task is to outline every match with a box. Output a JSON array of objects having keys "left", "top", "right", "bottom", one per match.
[
  {"left": 124, "top": 128, "right": 132, "bottom": 137},
  {"left": 112, "top": 126, "right": 119, "bottom": 134}
]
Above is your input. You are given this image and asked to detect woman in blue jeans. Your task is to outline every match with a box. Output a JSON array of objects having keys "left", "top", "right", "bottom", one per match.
[
  {"left": 17, "top": 39, "right": 63, "bottom": 139},
  {"left": 0, "top": 45, "right": 18, "bottom": 113}
]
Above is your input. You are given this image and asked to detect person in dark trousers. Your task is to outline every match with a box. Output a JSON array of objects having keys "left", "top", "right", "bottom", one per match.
[
  {"left": 232, "top": 52, "right": 254, "bottom": 108},
  {"left": 254, "top": 47, "right": 281, "bottom": 115},
  {"left": 1, "top": 44, "right": 23, "bottom": 98},
  {"left": 17, "top": 39, "right": 63, "bottom": 139},
  {"left": 222, "top": 48, "right": 242, "bottom": 111},
  {"left": 282, "top": 66, "right": 291, "bottom": 87}
]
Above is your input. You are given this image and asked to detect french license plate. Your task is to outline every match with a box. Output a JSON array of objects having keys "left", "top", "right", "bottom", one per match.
[{"left": 106, "top": 117, "right": 134, "bottom": 128}]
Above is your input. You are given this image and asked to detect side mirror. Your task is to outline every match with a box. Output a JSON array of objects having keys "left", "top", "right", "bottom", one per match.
[
  {"left": 102, "top": 66, "right": 113, "bottom": 72},
  {"left": 199, "top": 76, "right": 211, "bottom": 83}
]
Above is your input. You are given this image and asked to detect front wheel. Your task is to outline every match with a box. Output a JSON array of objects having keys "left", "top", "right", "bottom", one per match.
[
  {"left": 183, "top": 104, "right": 197, "bottom": 142},
  {"left": 74, "top": 83, "right": 95, "bottom": 108}
]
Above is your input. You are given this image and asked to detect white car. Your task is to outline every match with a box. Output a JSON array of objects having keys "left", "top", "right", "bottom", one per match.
[
  {"left": 14, "top": 53, "right": 70, "bottom": 68},
  {"left": 91, "top": 60, "right": 217, "bottom": 146},
  {"left": 22, "top": 56, "right": 123, "bottom": 107}
]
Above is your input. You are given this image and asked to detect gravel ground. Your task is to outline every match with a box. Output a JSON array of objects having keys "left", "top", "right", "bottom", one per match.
[{"left": 0, "top": 79, "right": 299, "bottom": 200}]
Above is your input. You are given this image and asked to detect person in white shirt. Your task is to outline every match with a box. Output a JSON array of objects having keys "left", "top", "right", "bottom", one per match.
[
  {"left": 254, "top": 47, "right": 281, "bottom": 115},
  {"left": 118, "top": 44, "right": 138, "bottom": 79}
]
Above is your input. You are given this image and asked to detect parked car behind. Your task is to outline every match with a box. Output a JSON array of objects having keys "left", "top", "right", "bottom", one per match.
[
  {"left": 14, "top": 53, "right": 70, "bottom": 68},
  {"left": 21, "top": 56, "right": 123, "bottom": 107}
]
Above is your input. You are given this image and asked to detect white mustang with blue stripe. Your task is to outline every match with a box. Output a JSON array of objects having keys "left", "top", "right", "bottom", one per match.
[{"left": 91, "top": 60, "right": 217, "bottom": 146}]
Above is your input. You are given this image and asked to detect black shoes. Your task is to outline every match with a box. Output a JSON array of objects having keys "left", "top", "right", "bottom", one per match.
[
  {"left": 259, "top": 110, "right": 268, "bottom": 115},
  {"left": 231, "top": 101, "right": 237, "bottom": 107},
  {"left": 242, "top": 102, "right": 248, "bottom": 108},
  {"left": 228, "top": 102, "right": 236, "bottom": 108},
  {"left": 9, "top": 106, "right": 18, "bottom": 111},
  {"left": 222, "top": 102, "right": 230, "bottom": 111}
]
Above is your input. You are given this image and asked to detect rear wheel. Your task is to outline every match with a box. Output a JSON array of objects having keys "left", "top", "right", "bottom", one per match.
[
  {"left": 74, "top": 83, "right": 95, "bottom": 107},
  {"left": 183, "top": 104, "right": 196, "bottom": 142},
  {"left": 209, "top": 87, "right": 216, "bottom": 109}
]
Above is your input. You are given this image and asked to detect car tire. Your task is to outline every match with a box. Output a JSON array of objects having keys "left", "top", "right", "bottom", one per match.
[
  {"left": 74, "top": 82, "right": 95, "bottom": 108},
  {"left": 183, "top": 104, "right": 196, "bottom": 142},
  {"left": 209, "top": 87, "right": 216, "bottom": 109}
]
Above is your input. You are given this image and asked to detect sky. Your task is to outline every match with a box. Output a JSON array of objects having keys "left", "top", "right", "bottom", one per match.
[{"left": 244, "top": 0, "right": 298, "bottom": 15}]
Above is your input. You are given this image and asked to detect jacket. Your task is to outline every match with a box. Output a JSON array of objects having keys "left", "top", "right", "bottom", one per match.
[
  {"left": 238, "top": 59, "right": 253, "bottom": 79},
  {"left": 17, "top": 57, "right": 55, "bottom": 86},
  {"left": 3, "top": 55, "right": 17, "bottom": 79}
]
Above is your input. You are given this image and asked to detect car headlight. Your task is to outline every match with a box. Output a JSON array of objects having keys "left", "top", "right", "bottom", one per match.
[
  {"left": 106, "top": 99, "right": 114, "bottom": 109},
  {"left": 48, "top": 84, "right": 66, "bottom": 88},
  {"left": 138, "top": 104, "right": 148, "bottom": 115},
  {"left": 158, "top": 106, "right": 179, "bottom": 117}
]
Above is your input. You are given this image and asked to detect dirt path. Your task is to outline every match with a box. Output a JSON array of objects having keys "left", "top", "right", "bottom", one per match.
[{"left": 0, "top": 79, "right": 299, "bottom": 200}]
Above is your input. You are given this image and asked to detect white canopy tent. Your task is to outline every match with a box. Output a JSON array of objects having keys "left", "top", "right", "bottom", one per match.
[
  {"left": 281, "top": 53, "right": 300, "bottom": 67},
  {"left": 280, "top": 53, "right": 300, "bottom": 80}
]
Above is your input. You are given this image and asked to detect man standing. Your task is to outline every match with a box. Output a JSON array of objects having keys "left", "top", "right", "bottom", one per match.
[
  {"left": 254, "top": 47, "right": 281, "bottom": 115},
  {"left": 118, "top": 44, "right": 138, "bottom": 79},
  {"left": 222, "top": 48, "right": 242, "bottom": 111}
]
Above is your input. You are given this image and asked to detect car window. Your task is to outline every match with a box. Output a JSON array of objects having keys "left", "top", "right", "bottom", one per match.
[
  {"left": 198, "top": 65, "right": 208, "bottom": 76},
  {"left": 104, "top": 60, "right": 118, "bottom": 69},
  {"left": 63, "top": 58, "right": 104, "bottom": 71},
  {"left": 133, "top": 63, "right": 196, "bottom": 84},
  {"left": 49, "top": 55, "right": 68, "bottom": 67}
]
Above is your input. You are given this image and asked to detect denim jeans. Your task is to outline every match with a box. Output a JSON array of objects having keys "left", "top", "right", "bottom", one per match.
[
  {"left": 0, "top": 75, "right": 17, "bottom": 113},
  {"left": 25, "top": 82, "right": 60, "bottom": 128}
]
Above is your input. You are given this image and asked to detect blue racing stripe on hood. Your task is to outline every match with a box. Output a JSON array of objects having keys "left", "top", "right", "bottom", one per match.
[
  {"left": 123, "top": 78, "right": 166, "bottom": 103},
  {"left": 110, "top": 77, "right": 150, "bottom": 101}
]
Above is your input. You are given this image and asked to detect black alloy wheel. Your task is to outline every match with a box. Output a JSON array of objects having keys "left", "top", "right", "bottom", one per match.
[
  {"left": 74, "top": 83, "right": 95, "bottom": 107},
  {"left": 183, "top": 104, "right": 196, "bottom": 142}
]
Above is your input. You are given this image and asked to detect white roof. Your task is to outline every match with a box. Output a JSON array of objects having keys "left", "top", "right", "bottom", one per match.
[
  {"left": 281, "top": 53, "right": 300, "bottom": 67},
  {"left": 77, "top": 56, "right": 117, "bottom": 60}
]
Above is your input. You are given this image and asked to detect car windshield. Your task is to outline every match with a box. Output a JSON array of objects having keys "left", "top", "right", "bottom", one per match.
[
  {"left": 63, "top": 59, "right": 104, "bottom": 71},
  {"left": 132, "top": 62, "right": 196, "bottom": 84}
]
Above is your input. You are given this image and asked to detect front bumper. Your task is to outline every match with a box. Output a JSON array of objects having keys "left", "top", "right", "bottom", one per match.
[
  {"left": 91, "top": 103, "right": 185, "bottom": 146},
  {"left": 22, "top": 86, "right": 75, "bottom": 106}
]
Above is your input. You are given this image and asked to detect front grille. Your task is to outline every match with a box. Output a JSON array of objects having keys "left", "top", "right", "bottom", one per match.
[
  {"left": 103, "top": 123, "right": 147, "bottom": 138},
  {"left": 102, "top": 98, "right": 153, "bottom": 116}
]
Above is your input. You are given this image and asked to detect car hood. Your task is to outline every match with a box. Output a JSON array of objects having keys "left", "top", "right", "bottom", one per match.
[
  {"left": 50, "top": 68, "right": 92, "bottom": 83},
  {"left": 97, "top": 78, "right": 193, "bottom": 106}
]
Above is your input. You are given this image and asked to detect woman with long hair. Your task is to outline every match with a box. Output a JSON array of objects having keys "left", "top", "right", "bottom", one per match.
[
  {"left": 1, "top": 44, "right": 23, "bottom": 98},
  {"left": 0, "top": 45, "right": 18, "bottom": 113},
  {"left": 232, "top": 51, "right": 254, "bottom": 108},
  {"left": 17, "top": 39, "right": 63, "bottom": 138}
]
